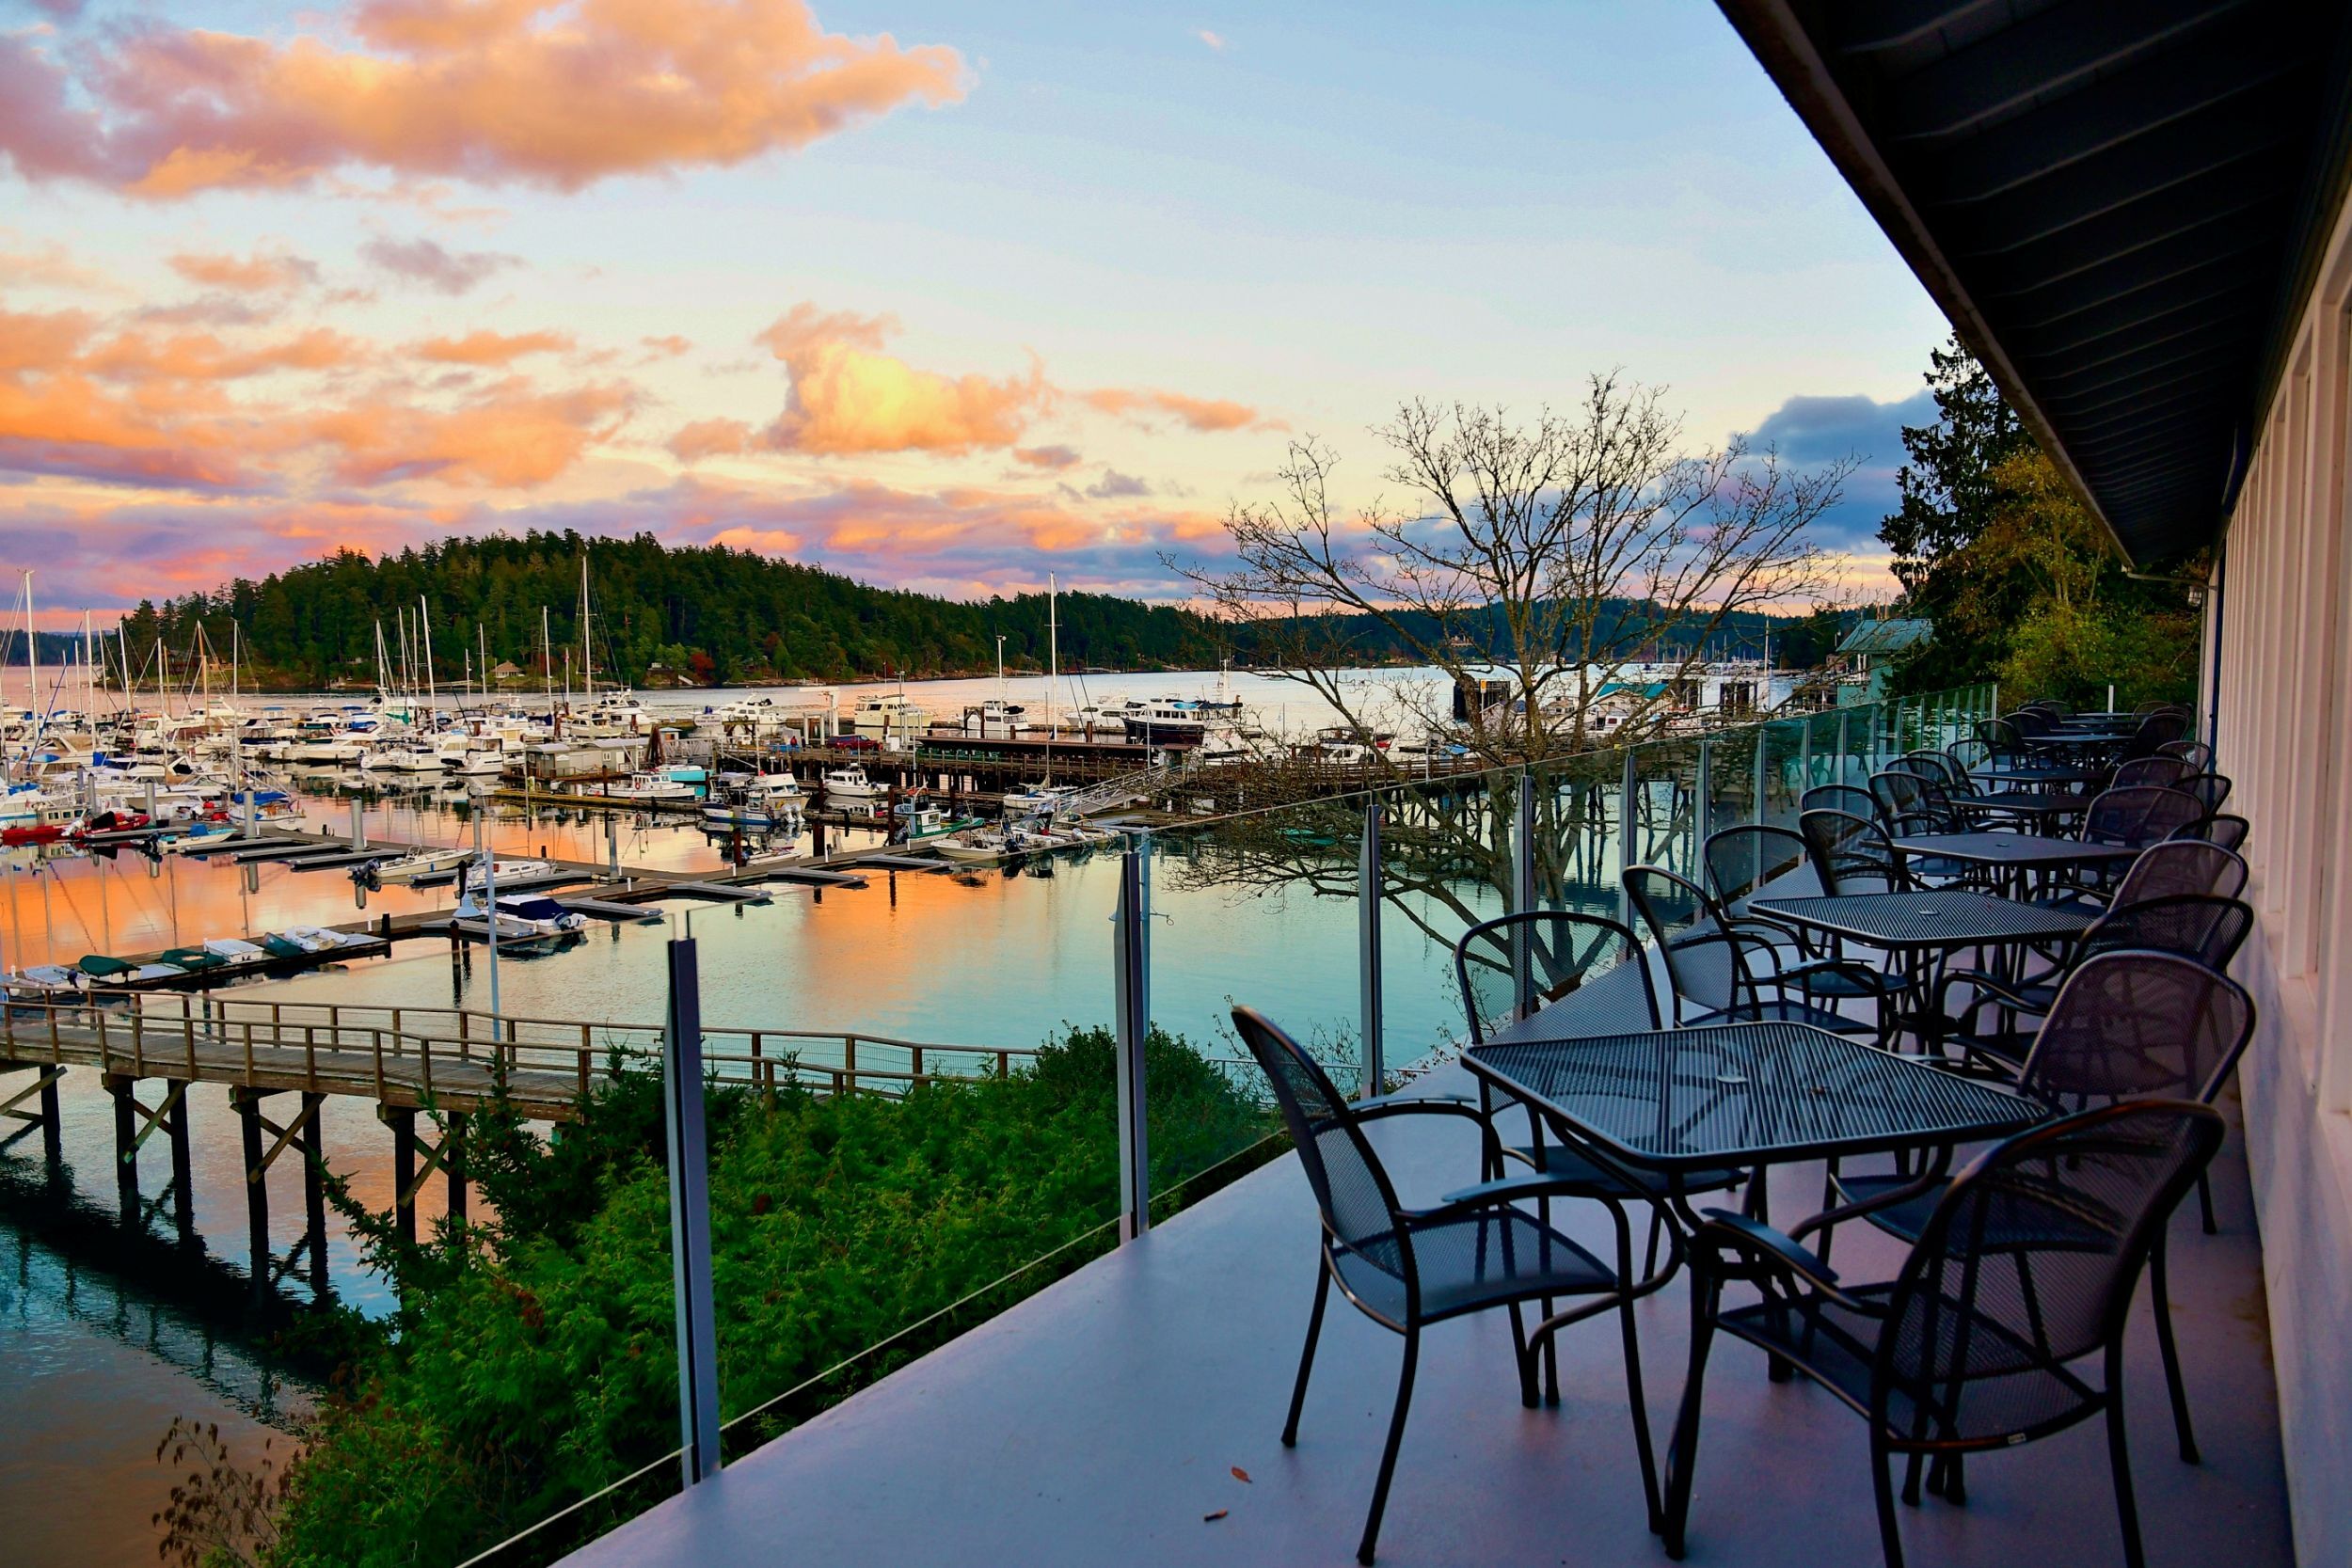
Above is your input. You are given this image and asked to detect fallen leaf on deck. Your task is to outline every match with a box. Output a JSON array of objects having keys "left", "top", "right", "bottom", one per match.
[
  {"left": 1231, "top": 1465, "right": 1252, "bottom": 1482},
  {"left": 1203, "top": 1509, "right": 1229, "bottom": 1522}
]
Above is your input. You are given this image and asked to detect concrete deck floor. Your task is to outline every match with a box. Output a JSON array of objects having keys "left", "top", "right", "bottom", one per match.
[{"left": 564, "top": 1065, "right": 2291, "bottom": 1568}]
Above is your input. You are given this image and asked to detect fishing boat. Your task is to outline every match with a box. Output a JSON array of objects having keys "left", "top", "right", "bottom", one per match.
[
  {"left": 892, "top": 800, "right": 983, "bottom": 843},
  {"left": 608, "top": 771, "right": 698, "bottom": 803}
]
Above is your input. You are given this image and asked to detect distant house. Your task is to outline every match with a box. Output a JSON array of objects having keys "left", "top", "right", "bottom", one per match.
[
  {"left": 1833, "top": 617, "right": 1931, "bottom": 700},
  {"left": 490, "top": 660, "right": 526, "bottom": 681}
]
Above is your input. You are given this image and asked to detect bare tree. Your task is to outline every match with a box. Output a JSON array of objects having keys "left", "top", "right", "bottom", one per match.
[{"left": 1176, "top": 374, "right": 1852, "bottom": 767}]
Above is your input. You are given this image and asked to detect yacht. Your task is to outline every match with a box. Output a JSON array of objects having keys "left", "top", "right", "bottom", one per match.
[
  {"left": 461, "top": 857, "right": 561, "bottom": 892},
  {"left": 355, "top": 846, "right": 475, "bottom": 885},
  {"left": 847, "top": 693, "right": 930, "bottom": 736},
  {"left": 701, "top": 771, "right": 805, "bottom": 830},
  {"left": 1120, "top": 695, "right": 1245, "bottom": 743},
  {"left": 609, "top": 771, "right": 698, "bottom": 803},
  {"left": 453, "top": 891, "right": 588, "bottom": 936}
]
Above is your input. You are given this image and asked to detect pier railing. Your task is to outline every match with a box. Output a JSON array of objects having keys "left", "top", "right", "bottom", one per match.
[{"left": 0, "top": 990, "right": 1032, "bottom": 1116}]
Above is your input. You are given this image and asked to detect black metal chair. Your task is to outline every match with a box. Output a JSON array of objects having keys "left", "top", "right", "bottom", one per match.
[
  {"left": 1975, "top": 717, "right": 2028, "bottom": 767},
  {"left": 2177, "top": 772, "right": 2233, "bottom": 816},
  {"left": 1622, "top": 864, "right": 1889, "bottom": 1044},
  {"left": 1800, "top": 807, "right": 1910, "bottom": 895},
  {"left": 1802, "top": 782, "right": 1882, "bottom": 824},
  {"left": 1945, "top": 737, "right": 1992, "bottom": 775},
  {"left": 2171, "top": 813, "right": 2249, "bottom": 852},
  {"left": 1233, "top": 1006, "right": 1671, "bottom": 1562},
  {"left": 2080, "top": 785, "right": 2208, "bottom": 851},
  {"left": 2109, "top": 839, "right": 2249, "bottom": 905},
  {"left": 1840, "top": 951, "right": 2255, "bottom": 1491},
  {"left": 2110, "top": 756, "right": 2187, "bottom": 790},
  {"left": 2157, "top": 739, "right": 2213, "bottom": 771},
  {"left": 1670, "top": 1100, "right": 2227, "bottom": 1568},
  {"left": 2120, "top": 710, "right": 2189, "bottom": 761},
  {"left": 1453, "top": 909, "right": 1744, "bottom": 1288}
]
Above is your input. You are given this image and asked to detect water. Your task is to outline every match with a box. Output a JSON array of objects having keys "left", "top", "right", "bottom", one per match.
[{"left": 0, "top": 752, "right": 1483, "bottom": 1564}]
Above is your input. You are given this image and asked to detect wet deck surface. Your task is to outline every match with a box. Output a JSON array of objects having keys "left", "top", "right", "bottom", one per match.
[{"left": 562, "top": 1063, "right": 2292, "bottom": 1568}]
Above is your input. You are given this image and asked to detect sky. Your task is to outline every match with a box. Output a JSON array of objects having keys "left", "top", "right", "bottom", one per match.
[{"left": 0, "top": 0, "right": 1951, "bottom": 626}]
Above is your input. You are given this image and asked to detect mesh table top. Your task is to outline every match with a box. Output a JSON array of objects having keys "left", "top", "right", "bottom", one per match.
[
  {"left": 1464, "top": 1022, "right": 2044, "bottom": 1169},
  {"left": 1972, "top": 764, "right": 2105, "bottom": 785},
  {"left": 1956, "top": 791, "right": 2090, "bottom": 816},
  {"left": 1889, "top": 832, "right": 2138, "bottom": 867},
  {"left": 1749, "top": 889, "right": 2096, "bottom": 948}
]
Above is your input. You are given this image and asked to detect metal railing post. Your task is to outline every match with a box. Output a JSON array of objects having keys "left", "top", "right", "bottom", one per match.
[
  {"left": 1752, "top": 720, "right": 1770, "bottom": 824},
  {"left": 1799, "top": 716, "right": 1813, "bottom": 793},
  {"left": 1836, "top": 709, "right": 1850, "bottom": 784},
  {"left": 1512, "top": 770, "right": 1537, "bottom": 1019},
  {"left": 1112, "top": 833, "right": 1152, "bottom": 1241},
  {"left": 1617, "top": 746, "right": 1639, "bottom": 926},
  {"left": 1693, "top": 736, "right": 1713, "bottom": 866},
  {"left": 1358, "top": 799, "right": 1384, "bottom": 1101},
  {"left": 661, "top": 929, "right": 721, "bottom": 1487}
]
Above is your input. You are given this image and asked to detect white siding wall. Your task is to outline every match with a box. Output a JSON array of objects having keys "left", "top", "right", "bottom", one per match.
[{"left": 2210, "top": 171, "right": 2352, "bottom": 1568}]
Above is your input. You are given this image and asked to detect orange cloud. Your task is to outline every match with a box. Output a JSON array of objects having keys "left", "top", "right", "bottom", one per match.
[
  {"left": 310, "top": 378, "right": 634, "bottom": 486},
  {"left": 756, "top": 305, "right": 1049, "bottom": 456},
  {"left": 166, "top": 250, "right": 318, "bottom": 292},
  {"left": 411, "top": 328, "right": 574, "bottom": 365},
  {"left": 0, "top": 1, "right": 967, "bottom": 198},
  {"left": 669, "top": 418, "right": 754, "bottom": 463},
  {"left": 1081, "top": 387, "right": 1272, "bottom": 433},
  {"left": 1012, "top": 444, "right": 1081, "bottom": 470},
  {"left": 83, "top": 326, "right": 367, "bottom": 382}
]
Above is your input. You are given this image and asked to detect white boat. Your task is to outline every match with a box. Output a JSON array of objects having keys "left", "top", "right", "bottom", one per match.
[
  {"left": 610, "top": 771, "right": 698, "bottom": 803},
  {"left": 892, "top": 801, "right": 982, "bottom": 843},
  {"left": 1120, "top": 695, "right": 1245, "bottom": 742},
  {"left": 461, "top": 857, "right": 561, "bottom": 891},
  {"left": 1001, "top": 782, "right": 1079, "bottom": 817},
  {"left": 847, "top": 693, "right": 930, "bottom": 736},
  {"left": 7, "top": 964, "right": 85, "bottom": 1000},
  {"left": 701, "top": 770, "right": 805, "bottom": 829},
  {"left": 360, "top": 745, "right": 443, "bottom": 773},
  {"left": 199, "top": 937, "right": 270, "bottom": 965},
  {"left": 453, "top": 891, "right": 587, "bottom": 935},
  {"left": 821, "top": 765, "right": 882, "bottom": 804},
  {"left": 265, "top": 926, "right": 378, "bottom": 955},
  {"left": 360, "top": 846, "right": 475, "bottom": 884}
]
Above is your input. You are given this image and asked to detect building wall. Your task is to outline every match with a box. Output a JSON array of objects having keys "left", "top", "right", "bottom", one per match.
[{"left": 2209, "top": 171, "right": 2352, "bottom": 1568}]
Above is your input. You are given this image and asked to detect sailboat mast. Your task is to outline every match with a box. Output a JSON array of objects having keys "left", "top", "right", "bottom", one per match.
[
  {"left": 420, "top": 594, "right": 437, "bottom": 726},
  {"left": 541, "top": 605, "right": 553, "bottom": 711},
  {"left": 22, "top": 570, "right": 39, "bottom": 748},
  {"left": 579, "top": 555, "right": 595, "bottom": 697},
  {"left": 1044, "top": 573, "right": 1057, "bottom": 785}
]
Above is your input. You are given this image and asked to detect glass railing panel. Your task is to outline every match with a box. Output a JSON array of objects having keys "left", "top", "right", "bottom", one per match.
[
  {"left": 1629, "top": 736, "right": 1704, "bottom": 882},
  {"left": 1370, "top": 767, "right": 1519, "bottom": 1083}
]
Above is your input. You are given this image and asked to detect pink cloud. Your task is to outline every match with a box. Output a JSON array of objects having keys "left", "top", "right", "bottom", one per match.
[
  {"left": 668, "top": 417, "right": 754, "bottom": 462},
  {"left": 0, "top": 1, "right": 966, "bottom": 198},
  {"left": 410, "top": 327, "right": 574, "bottom": 365},
  {"left": 1080, "top": 386, "right": 1274, "bottom": 433},
  {"left": 310, "top": 377, "right": 635, "bottom": 487},
  {"left": 166, "top": 249, "right": 319, "bottom": 293},
  {"left": 361, "top": 234, "right": 519, "bottom": 294}
]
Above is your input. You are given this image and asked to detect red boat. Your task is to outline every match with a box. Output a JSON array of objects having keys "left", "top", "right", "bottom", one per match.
[{"left": 2, "top": 824, "right": 63, "bottom": 846}]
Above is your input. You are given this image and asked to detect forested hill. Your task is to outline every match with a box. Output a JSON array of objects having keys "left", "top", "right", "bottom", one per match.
[
  {"left": 105, "top": 531, "right": 1852, "bottom": 690},
  {"left": 112, "top": 532, "right": 1227, "bottom": 688}
]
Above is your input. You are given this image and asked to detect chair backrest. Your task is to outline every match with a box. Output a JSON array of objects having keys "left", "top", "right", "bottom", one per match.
[
  {"left": 2178, "top": 772, "right": 2233, "bottom": 813},
  {"left": 2173, "top": 813, "right": 2249, "bottom": 851},
  {"left": 2020, "top": 950, "right": 2257, "bottom": 1109},
  {"left": 2157, "top": 739, "right": 2213, "bottom": 770},
  {"left": 2009, "top": 708, "right": 2055, "bottom": 737},
  {"left": 2109, "top": 839, "right": 2249, "bottom": 905},
  {"left": 2122, "top": 710, "right": 2189, "bottom": 759},
  {"left": 2079, "top": 895, "right": 2255, "bottom": 972},
  {"left": 1704, "top": 823, "right": 1820, "bottom": 915},
  {"left": 1799, "top": 807, "right": 1906, "bottom": 895},
  {"left": 1900, "top": 750, "right": 1966, "bottom": 787},
  {"left": 2079, "top": 784, "right": 2206, "bottom": 848},
  {"left": 1801, "top": 783, "right": 1880, "bottom": 824},
  {"left": 1452, "top": 910, "right": 1660, "bottom": 1045},
  {"left": 1869, "top": 769, "right": 1958, "bottom": 832},
  {"left": 1622, "top": 863, "right": 1753, "bottom": 1022},
  {"left": 1976, "top": 717, "right": 2025, "bottom": 759},
  {"left": 1946, "top": 737, "right": 1992, "bottom": 774},
  {"left": 2109, "top": 756, "right": 2187, "bottom": 790},
  {"left": 1232, "top": 1007, "right": 1411, "bottom": 1274},
  {"left": 1877, "top": 1101, "right": 2224, "bottom": 1442}
]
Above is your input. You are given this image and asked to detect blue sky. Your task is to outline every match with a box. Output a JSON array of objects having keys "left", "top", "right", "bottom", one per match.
[{"left": 0, "top": 0, "right": 1947, "bottom": 613}]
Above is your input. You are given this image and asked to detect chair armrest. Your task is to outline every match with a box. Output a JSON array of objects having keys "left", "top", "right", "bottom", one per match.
[
  {"left": 1695, "top": 1211, "right": 1857, "bottom": 1305},
  {"left": 1355, "top": 1092, "right": 1485, "bottom": 1126},
  {"left": 1782, "top": 957, "right": 1899, "bottom": 995},
  {"left": 1433, "top": 1172, "right": 1607, "bottom": 1209}
]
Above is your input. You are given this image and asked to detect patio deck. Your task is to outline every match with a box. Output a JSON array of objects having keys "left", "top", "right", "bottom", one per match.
[{"left": 563, "top": 1063, "right": 2290, "bottom": 1568}]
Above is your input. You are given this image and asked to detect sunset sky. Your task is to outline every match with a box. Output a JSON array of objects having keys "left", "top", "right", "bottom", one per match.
[{"left": 0, "top": 0, "right": 1951, "bottom": 625}]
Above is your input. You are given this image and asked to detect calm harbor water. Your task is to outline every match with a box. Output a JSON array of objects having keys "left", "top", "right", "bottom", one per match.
[{"left": 0, "top": 711, "right": 1494, "bottom": 1563}]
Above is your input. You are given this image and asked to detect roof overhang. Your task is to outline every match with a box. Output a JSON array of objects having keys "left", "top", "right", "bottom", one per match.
[{"left": 1717, "top": 0, "right": 2352, "bottom": 565}]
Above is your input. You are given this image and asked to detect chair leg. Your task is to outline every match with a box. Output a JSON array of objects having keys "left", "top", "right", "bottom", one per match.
[
  {"left": 1871, "top": 1439, "right": 1910, "bottom": 1568},
  {"left": 1644, "top": 1209, "right": 1664, "bottom": 1278},
  {"left": 2150, "top": 1238, "right": 2200, "bottom": 1464},
  {"left": 1618, "top": 1293, "right": 1663, "bottom": 1533},
  {"left": 1282, "top": 1261, "right": 1332, "bottom": 1447},
  {"left": 2106, "top": 1348, "right": 2149, "bottom": 1568},
  {"left": 1356, "top": 1324, "right": 1421, "bottom": 1565},
  {"left": 1661, "top": 1270, "right": 1721, "bottom": 1558},
  {"left": 2197, "top": 1170, "right": 2217, "bottom": 1236},
  {"left": 1506, "top": 1302, "right": 1539, "bottom": 1409}
]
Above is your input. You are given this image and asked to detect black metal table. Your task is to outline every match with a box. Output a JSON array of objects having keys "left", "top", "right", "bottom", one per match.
[
  {"left": 1463, "top": 1020, "right": 2044, "bottom": 1180},
  {"left": 1461, "top": 1022, "right": 2045, "bottom": 1555},
  {"left": 1749, "top": 888, "right": 2094, "bottom": 951},
  {"left": 1971, "top": 762, "right": 2105, "bottom": 786},
  {"left": 1890, "top": 832, "right": 2137, "bottom": 899},
  {"left": 1953, "top": 789, "right": 2091, "bottom": 833}
]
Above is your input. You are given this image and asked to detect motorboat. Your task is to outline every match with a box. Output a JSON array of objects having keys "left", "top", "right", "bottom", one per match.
[
  {"left": 701, "top": 770, "right": 805, "bottom": 830},
  {"left": 357, "top": 846, "right": 475, "bottom": 885},
  {"left": 892, "top": 800, "right": 983, "bottom": 843},
  {"left": 453, "top": 891, "right": 588, "bottom": 935},
  {"left": 262, "top": 926, "right": 378, "bottom": 957},
  {"left": 7, "top": 963, "right": 85, "bottom": 1000},
  {"left": 821, "top": 765, "right": 883, "bottom": 804},
  {"left": 461, "top": 857, "right": 562, "bottom": 891},
  {"left": 610, "top": 771, "right": 698, "bottom": 803},
  {"left": 1001, "top": 782, "right": 1079, "bottom": 817},
  {"left": 1120, "top": 695, "right": 1245, "bottom": 743},
  {"left": 200, "top": 937, "right": 270, "bottom": 965}
]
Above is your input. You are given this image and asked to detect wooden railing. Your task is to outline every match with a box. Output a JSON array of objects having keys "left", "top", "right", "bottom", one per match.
[{"left": 0, "top": 989, "right": 1038, "bottom": 1114}]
